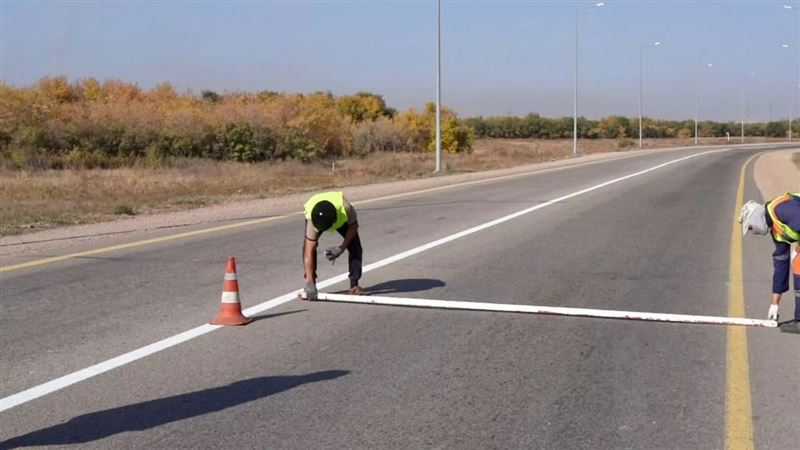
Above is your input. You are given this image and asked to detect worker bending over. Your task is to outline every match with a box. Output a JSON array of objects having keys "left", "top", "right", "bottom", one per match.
[
  {"left": 739, "top": 192, "right": 800, "bottom": 324},
  {"left": 302, "top": 191, "right": 366, "bottom": 301}
]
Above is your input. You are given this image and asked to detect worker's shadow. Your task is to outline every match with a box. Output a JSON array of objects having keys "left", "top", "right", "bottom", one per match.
[
  {"left": 0, "top": 370, "right": 349, "bottom": 449},
  {"left": 778, "top": 320, "right": 800, "bottom": 334},
  {"left": 335, "top": 278, "right": 445, "bottom": 295}
]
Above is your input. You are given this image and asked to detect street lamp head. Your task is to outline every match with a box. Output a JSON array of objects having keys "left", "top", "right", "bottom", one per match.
[
  {"left": 784, "top": 4, "right": 794, "bottom": 9},
  {"left": 596, "top": 2, "right": 605, "bottom": 7},
  {"left": 707, "top": 63, "right": 713, "bottom": 68},
  {"left": 782, "top": 43, "right": 790, "bottom": 48},
  {"left": 654, "top": 41, "right": 661, "bottom": 46}
]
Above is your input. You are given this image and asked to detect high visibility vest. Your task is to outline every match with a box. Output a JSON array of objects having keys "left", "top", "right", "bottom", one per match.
[
  {"left": 766, "top": 192, "right": 800, "bottom": 244},
  {"left": 304, "top": 191, "right": 348, "bottom": 232}
]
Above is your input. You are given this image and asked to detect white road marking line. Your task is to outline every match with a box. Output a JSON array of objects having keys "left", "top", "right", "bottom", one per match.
[
  {"left": 315, "top": 293, "right": 778, "bottom": 328},
  {"left": 0, "top": 148, "right": 729, "bottom": 413}
]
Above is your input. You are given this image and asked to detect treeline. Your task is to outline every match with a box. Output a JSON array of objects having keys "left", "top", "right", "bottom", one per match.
[
  {"left": 464, "top": 113, "right": 798, "bottom": 140},
  {"left": 0, "top": 76, "right": 474, "bottom": 170},
  {"left": 2, "top": 77, "right": 796, "bottom": 171}
]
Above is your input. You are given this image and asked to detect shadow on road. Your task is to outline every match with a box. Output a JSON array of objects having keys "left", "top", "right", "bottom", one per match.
[
  {"left": 365, "top": 278, "right": 445, "bottom": 295},
  {"left": 251, "top": 309, "right": 306, "bottom": 322},
  {"left": 0, "top": 370, "right": 349, "bottom": 449},
  {"left": 333, "top": 278, "right": 446, "bottom": 295},
  {"left": 778, "top": 319, "right": 800, "bottom": 334}
]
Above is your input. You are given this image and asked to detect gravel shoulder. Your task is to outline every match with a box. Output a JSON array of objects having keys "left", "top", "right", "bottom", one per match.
[{"left": 753, "top": 149, "right": 800, "bottom": 201}]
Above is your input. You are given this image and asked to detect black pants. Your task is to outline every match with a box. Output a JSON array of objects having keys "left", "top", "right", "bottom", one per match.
[{"left": 304, "top": 221, "right": 363, "bottom": 287}]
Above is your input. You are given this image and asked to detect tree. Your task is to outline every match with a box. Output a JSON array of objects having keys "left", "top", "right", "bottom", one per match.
[
  {"left": 336, "top": 92, "right": 391, "bottom": 123},
  {"left": 201, "top": 90, "right": 220, "bottom": 103}
]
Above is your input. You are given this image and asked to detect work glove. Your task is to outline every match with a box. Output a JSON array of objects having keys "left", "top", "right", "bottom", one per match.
[
  {"left": 304, "top": 282, "right": 318, "bottom": 301},
  {"left": 324, "top": 246, "right": 344, "bottom": 262},
  {"left": 767, "top": 304, "right": 779, "bottom": 321}
]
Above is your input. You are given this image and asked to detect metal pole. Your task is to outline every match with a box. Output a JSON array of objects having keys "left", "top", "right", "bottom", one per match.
[
  {"left": 573, "top": 10, "right": 579, "bottom": 155},
  {"left": 639, "top": 47, "right": 644, "bottom": 148},
  {"left": 435, "top": 0, "right": 442, "bottom": 172},
  {"left": 694, "top": 83, "right": 699, "bottom": 146},
  {"left": 794, "top": 9, "right": 799, "bottom": 142},
  {"left": 740, "top": 85, "right": 745, "bottom": 143}
]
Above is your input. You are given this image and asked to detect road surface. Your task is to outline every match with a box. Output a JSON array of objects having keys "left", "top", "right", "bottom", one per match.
[{"left": 1, "top": 144, "right": 798, "bottom": 449}]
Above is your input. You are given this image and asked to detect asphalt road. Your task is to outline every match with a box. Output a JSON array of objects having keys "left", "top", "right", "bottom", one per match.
[{"left": 1, "top": 144, "right": 798, "bottom": 449}]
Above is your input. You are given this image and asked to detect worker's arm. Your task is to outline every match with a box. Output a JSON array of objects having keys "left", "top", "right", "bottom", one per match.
[
  {"left": 304, "top": 237, "right": 318, "bottom": 284},
  {"left": 340, "top": 223, "right": 359, "bottom": 249}
]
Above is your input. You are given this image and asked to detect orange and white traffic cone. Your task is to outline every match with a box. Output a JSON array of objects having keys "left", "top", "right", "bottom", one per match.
[{"left": 211, "top": 257, "right": 253, "bottom": 326}]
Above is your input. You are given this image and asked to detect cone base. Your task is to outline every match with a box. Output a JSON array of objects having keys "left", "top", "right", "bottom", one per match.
[{"left": 211, "top": 314, "right": 253, "bottom": 326}]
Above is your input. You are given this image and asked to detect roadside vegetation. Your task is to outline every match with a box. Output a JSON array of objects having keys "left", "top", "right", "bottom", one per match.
[{"left": 0, "top": 76, "right": 794, "bottom": 235}]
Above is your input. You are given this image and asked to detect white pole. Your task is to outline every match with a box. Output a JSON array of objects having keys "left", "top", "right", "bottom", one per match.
[
  {"left": 639, "top": 41, "right": 660, "bottom": 149},
  {"left": 694, "top": 63, "right": 712, "bottom": 146},
  {"left": 573, "top": 3, "right": 604, "bottom": 155},
  {"left": 694, "top": 83, "right": 699, "bottom": 145},
  {"left": 639, "top": 47, "right": 644, "bottom": 148},
  {"left": 435, "top": 0, "right": 442, "bottom": 172},
  {"left": 573, "top": 9, "right": 579, "bottom": 155},
  {"left": 315, "top": 293, "right": 778, "bottom": 328},
  {"left": 740, "top": 85, "right": 745, "bottom": 143}
]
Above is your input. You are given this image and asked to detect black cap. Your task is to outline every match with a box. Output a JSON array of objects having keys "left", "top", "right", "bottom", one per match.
[{"left": 311, "top": 200, "right": 336, "bottom": 232}]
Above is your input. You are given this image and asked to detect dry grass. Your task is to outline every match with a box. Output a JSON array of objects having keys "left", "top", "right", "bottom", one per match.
[{"left": 0, "top": 137, "right": 784, "bottom": 235}]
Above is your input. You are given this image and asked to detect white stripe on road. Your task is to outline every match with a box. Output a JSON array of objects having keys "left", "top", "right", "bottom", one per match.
[
  {"left": 0, "top": 148, "right": 729, "bottom": 413},
  {"left": 316, "top": 293, "right": 778, "bottom": 328}
]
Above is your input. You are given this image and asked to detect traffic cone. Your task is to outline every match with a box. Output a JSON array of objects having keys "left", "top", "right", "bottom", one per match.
[{"left": 211, "top": 257, "right": 253, "bottom": 326}]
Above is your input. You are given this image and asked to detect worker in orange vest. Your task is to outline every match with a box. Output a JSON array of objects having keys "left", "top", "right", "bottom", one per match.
[{"left": 739, "top": 192, "right": 800, "bottom": 327}]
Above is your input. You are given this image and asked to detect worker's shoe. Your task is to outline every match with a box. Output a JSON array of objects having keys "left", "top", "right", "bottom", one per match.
[{"left": 350, "top": 285, "right": 367, "bottom": 296}]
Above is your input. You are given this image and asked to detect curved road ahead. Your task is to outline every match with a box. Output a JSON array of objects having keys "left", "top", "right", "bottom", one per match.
[{"left": 1, "top": 144, "right": 798, "bottom": 449}]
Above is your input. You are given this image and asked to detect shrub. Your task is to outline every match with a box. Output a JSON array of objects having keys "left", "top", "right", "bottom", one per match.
[
  {"left": 213, "top": 123, "right": 276, "bottom": 162},
  {"left": 352, "top": 119, "right": 408, "bottom": 155},
  {"left": 617, "top": 138, "right": 634, "bottom": 149},
  {"left": 113, "top": 204, "right": 136, "bottom": 215}
]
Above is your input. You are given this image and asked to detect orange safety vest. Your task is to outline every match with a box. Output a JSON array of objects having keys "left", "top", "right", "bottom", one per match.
[{"left": 765, "top": 192, "right": 800, "bottom": 244}]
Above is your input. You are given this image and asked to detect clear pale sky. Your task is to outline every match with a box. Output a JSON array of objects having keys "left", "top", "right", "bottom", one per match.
[{"left": 2, "top": 1, "right": 798, "bottom": 121}]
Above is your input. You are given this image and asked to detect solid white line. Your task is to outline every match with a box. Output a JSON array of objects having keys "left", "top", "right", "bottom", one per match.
[
  {"left": 315, "top": 293, "right": 778, "bottom": 328},
  {"left": 0, "top": 148, "right": 729, "bottom": 413}
]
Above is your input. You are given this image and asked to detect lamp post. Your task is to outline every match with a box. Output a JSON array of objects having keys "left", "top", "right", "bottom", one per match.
[
  {"left": 573, "top": 1, "right": 605, "bottom": 155},
  {"left": 435, "top": 0, "right": 442, "bottom": 172},
  {"left": 694, "top": 63, "right": 713, "bottom": 146},
  {"left": 783, "top": 4, "right": 799, "bottom": 141},
  {"left": 639, "top": 41, "right": 661, "bottom": 148},
  {"left": 740, "top": 72, "right": 755, "bottom": 143}
]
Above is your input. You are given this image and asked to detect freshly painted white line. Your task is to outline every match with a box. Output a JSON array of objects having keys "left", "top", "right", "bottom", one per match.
[
  {"left": 316, "top": 293, "right": 778, "bottom": 328},
  {"left": 0, "top": 148, "right": 729, "bottom": 413}
]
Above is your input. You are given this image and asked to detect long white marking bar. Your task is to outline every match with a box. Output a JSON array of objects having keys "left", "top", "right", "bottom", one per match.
[{"left": 316, "top": 293, "right": 778, "bottom": 328}]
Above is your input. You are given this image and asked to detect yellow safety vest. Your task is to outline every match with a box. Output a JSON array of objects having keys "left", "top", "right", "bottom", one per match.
[
  {"left": 766, "top": 192, "right": 800, "bottom": 244},
  {"left": 304, "top": 191, "right": 348, "bottom": 232}
]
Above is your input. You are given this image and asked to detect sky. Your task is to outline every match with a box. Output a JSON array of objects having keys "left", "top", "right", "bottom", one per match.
[{"left": 1, "top": 0, "right": 799, "bottom": 121}]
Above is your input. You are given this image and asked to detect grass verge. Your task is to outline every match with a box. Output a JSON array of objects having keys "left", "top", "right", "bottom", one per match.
[{"left": 0, "top": 137, "right": 783, "bottom": 236}]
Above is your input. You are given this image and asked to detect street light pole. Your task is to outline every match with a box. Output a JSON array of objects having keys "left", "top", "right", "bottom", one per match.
[
  {"left": 574, "top": 2, "right": 604, "bottom": 156},
  {"left": 782, "top": 42, "right": 796, "bottom": 141},
  {"left": 694, "top": 63, "right": 713, "bottom": 146},
  {"left": 783, "top": 4, "right": 799, "bottom": 141},
  {"left": 639, "top": 41, "right": 660, "bottom": 148},
  {"left": 435, "top": 0, "right": 441, "bottom": 172},
  {"left": 740, "top": 72, "right": 755, "bottom": 143}
]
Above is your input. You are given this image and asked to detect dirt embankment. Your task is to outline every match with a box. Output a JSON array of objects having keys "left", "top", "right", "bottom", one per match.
[{"left": 753, "top": 150, "right": 800, "bottom": 201}]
